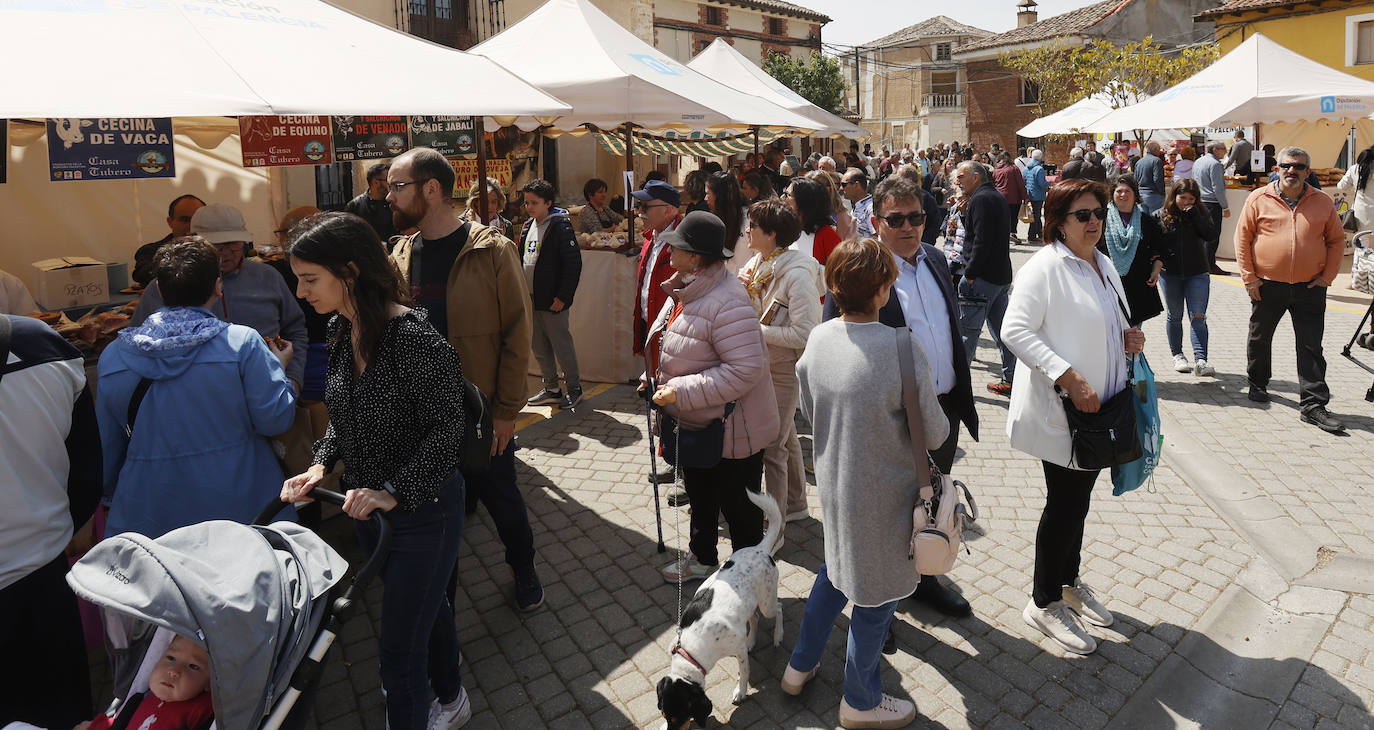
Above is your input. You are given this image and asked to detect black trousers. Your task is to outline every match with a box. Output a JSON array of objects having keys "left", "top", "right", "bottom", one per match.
[
  {"left": 1033, "top": 461, "right": 1100, "bottom": 608},
  {"left": 684, "top": 451, "right": 766, "bottom": 566},
  {"left": 1203, "top": 201, "right": 1225, "bottom": 268},
  {"left": 1246, "top": 280, "right": 1331, "bottom": 412},
  {"left": 929, "top": 393, "right": 961, "bottom": 475},
  {"left": 0, "top": 554, "right": 92, "bottom": 729}
]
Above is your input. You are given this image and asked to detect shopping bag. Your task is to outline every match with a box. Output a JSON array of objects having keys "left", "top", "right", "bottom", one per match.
[{"left": 1111, "top": 353, "right": 1161, "bottom": 496}]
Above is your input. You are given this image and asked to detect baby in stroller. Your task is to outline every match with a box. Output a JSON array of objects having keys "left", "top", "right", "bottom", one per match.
[{"left": 77, "top": 634, "right": 213, "bottom": 730}]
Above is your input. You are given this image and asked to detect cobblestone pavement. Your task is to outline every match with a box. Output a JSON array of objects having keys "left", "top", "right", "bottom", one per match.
[{"left": 88, "top": 246, "right": 1374, "bottom": 729}]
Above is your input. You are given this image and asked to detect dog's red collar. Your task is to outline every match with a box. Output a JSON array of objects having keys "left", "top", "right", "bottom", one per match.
[{"left": 673, "top": 645, "right": 707, "bottom": 677}]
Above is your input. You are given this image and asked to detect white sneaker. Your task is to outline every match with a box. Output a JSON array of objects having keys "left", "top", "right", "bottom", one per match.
[
  {"left": 1062, "top": 580, "right": 1114, "bottom": 627},
  {"left": 427, "top": 686, "right": 471, "bottom": 730},
  {"left": 1173, "top": 354, "right": 1191, "bottom": 373},
  {"left": 1194, "top": 359, "right": 1215, "bottom": 377},
  {"left": 785, "top": 507, "right": 809, "bottom": 523},
  {"left": 838, "top": 693, "right": 916, "bottom": 729},
  {"left": 1023, "top": 599, "right": 1097, "bottom": 655}
]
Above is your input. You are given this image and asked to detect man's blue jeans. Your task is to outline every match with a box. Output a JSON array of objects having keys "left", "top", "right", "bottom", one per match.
[
  {"left": 957, "top": 276, "right": 1016, "bottom": 382},
  {"left": 1140, "top": 191, "right": 1164, "bottom": 215},
  {"left": 787, "top": 564, "right": 899, "bottom": 711},
  {"left": 357, "top": 470, "right": 465, "bottom": 728},
  {"left": 1160, "top": 273, "right": 1210, "bottom": 360}
]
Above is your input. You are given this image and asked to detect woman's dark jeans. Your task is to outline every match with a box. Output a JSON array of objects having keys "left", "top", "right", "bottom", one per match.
[
  {"left": 1033, "top": 461, "right": 1101, "bottom": 608},
  {"left": 356, "top": 470, "right": 465, "bottom": 729}
]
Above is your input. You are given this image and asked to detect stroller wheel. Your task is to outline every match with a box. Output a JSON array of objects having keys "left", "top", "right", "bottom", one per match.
[{"left": 1359, "top": 333, "right": 1374, "bottom": 351}]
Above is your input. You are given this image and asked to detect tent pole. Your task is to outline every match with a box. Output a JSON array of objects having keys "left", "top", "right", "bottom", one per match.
[
  {"left": 625, "top": 123, "right": 635, "bottom": 249},
  {"left": 753, "top": 126, "right": 759, "bottom": 158},
  {"left": 477, "top": 116, "right": 490, "bottom": 224}
]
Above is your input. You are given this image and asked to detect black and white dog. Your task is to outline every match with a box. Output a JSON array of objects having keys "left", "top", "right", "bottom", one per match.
[{"left": 656, "top": 488, "right": 785, "bottom": 729}]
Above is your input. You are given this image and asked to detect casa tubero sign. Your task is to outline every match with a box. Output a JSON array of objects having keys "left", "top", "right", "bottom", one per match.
[
  {"left": 46, "top": 118, "right": 175, "bottom": 181},
  {"left": 239, "top": 115, "right": 334, "bottom": 168}
]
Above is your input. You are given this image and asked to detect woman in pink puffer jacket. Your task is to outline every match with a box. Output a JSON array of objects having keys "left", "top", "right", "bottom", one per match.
[{"left": 644, "top": 211, "right": 780, "bottom": 583}]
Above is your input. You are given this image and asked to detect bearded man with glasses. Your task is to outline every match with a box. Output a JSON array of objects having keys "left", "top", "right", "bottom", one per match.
[
  {"left": 821, "top": 176, "right": 980, "bottom": 634},
  {"left": 1235, "top": 146, "right": 1347, "bottom": 433}
]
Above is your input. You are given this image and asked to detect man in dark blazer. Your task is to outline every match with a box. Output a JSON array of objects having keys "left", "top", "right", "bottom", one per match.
[{"left": 823, "top": 176, "right": 978, "bottom": 623}]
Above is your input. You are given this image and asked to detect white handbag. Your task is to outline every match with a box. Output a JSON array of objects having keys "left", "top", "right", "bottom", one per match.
[{"left": 895, "top": 328, "right": 978, "bottom": 575}]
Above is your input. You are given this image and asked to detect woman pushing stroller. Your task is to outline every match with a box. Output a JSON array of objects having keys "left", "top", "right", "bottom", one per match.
[{"left": 280, "top": 213, "right": 472, "bottom": 729}]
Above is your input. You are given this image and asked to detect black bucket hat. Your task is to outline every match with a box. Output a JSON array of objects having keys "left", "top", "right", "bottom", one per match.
[{"left": 662, "top": 210, "right": 732, "bottom": 260}]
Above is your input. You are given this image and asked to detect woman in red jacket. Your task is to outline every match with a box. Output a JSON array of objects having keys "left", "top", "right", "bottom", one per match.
[{"left": 785, "top": 177, "right": 842, "bottom": 268}]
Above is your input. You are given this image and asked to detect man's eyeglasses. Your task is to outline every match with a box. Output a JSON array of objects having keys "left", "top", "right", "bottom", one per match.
[
  {"left": 1277, "top": 162, "right": 1309, "bottom": 171},
  {"left": 843, "top": 178, "right": 864, "bottom": 187},
  {"left": 1067, "top": 207, "right": 1109, "bottom": 223},
  {"left": 880, "top": 212, "right": 927, "bottom": 228},
  {"left": 635, "top": 202, "right": 671, "bottom": 211},
  {"left": 388, "top": 179, "right": 428, "bottom": 192}
]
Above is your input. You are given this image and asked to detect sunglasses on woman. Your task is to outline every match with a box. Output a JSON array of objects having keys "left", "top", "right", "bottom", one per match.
[{"left": 1066, "top": 207, "right": 1109, "bottom": 223}]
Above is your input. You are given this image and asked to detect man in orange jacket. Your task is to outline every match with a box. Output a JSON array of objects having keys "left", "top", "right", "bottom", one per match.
[{"left": 1234, "top": 146, "right": 1346, "bottom": 432}]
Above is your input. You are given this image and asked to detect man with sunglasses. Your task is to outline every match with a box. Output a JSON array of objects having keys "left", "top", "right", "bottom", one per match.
[
  {"left": 632, "top": 180, "right": 685, "bottom": 490},
  {"left": 1235, "top": 146, "right": 1347, "bottom": 433},
  {"left": 822, "top": 176, "right": 979, "bottom": 627},
  {"left": 841, "top": 170, "right": 874, "bottom": 238},
  {"left": 954, "top": 160, "right": 1017, "bottom": 396}
]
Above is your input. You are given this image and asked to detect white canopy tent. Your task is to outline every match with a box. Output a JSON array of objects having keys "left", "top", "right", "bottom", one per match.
[
  {"left": 0, "top": 0, "right": 571, "bottom": 119},
  {"left": 1085, "top": 34, "right": 1374, "bottom": 134},
  {"left": 469, "top": 0, "right": 819, "bottom": 134},
  {"left": 686, "top": 38, "right": 868, "bottom": 140},
  {"left": 1018, "top": 94, "right": 1118, "bottom": 138}
]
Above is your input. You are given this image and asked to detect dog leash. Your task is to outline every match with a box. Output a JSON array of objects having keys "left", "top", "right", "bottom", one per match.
[{"left": 673, "top": 420, "right": 685, "bottom": 648}]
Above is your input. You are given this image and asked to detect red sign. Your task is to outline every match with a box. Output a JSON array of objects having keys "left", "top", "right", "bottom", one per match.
[{"left": 239, "top": 115, "right": 334, "bottom": 168}]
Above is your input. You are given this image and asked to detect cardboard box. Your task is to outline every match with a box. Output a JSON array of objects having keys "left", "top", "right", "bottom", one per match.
[{"left": 32, "top": 257, "right": 109, "bottom": 310}]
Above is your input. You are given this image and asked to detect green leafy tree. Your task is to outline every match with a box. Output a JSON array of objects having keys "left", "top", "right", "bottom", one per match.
[
  {"left": 763, "top": 51, "right": 846, "bottom": 114},
  {"left": 1001, "top": 37, "right": 1219, "bottom": 143}
]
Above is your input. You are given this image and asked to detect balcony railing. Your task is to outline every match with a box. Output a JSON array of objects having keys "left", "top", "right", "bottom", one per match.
[{"left": 921, "top": 93, "right": 965, "bottom": 112}]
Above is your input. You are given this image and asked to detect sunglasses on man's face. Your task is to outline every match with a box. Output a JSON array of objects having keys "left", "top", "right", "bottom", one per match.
[
  {"left": 880, "top": 211, "right": 927, "bottom": 228},
  {"left": 1277, "top": 162, "right": 1309, "bottom": 171},
  {"left": 1067, "top": 207, "right": 1109, "bottom": 223}
]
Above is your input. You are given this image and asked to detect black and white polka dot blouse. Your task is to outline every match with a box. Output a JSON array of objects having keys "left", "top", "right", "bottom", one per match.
[{"left": 313, "top": 309, "right": 465, "bottom": 513}]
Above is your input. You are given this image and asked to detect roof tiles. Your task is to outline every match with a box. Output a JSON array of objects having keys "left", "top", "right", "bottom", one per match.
[{"left": 955, "top": 0, "right": 1131, "bottom": 54}]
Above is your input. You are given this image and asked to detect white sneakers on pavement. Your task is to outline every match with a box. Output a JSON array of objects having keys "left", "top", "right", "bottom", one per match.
[
  {"left": 1173, "top": 354, "right": 1191, "bottom": 373},
  {"left": 838, "top": 693, "right": 916, "bottom": 729},
  {"left": 1023, "top": 599, "right": 1097, "bottom": 655},
  {"left": 780, "top": 662, "right": 819, "bottom": 695},
  {"left": 427, "top": 686, "right": 471, "bottom": 730},
  {"left": 1062, "top": 580, "right": 1113, "bottom": 627},
  {"left": 1194, "top": 359, "right": 1215, "bottom": 377}
]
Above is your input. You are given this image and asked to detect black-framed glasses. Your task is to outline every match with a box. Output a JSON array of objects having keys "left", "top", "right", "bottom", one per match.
[
  {"left": 1067, "top": 207, "right": 1109, "bottom": 223},
  {"left": 880, "top": 211, "right": 927, "bottom": 228},
  {"left": 388, "top": 179, "right": 428, "bottom": 192},
  {"left": 1277, "top": 162, "right": 1309, "bottom": 171},
  {"left": 635, "top": 201, "right": 670, "bottom": 211},
  {"left": 843, "top": 178, "right": 865, "bottom": 187}
]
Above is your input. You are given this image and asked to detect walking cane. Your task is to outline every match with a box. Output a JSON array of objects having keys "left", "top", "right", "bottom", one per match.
[{"left": 643, "top": 376, "right": 667, "bottom": 553}]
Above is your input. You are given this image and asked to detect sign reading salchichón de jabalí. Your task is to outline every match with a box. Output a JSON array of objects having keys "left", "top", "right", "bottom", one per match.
[
  {"left": 408, "top": 116, "right": 477, "bottom": 157},
  {"left": 46, "top": 118, "right": 175, "bottom": 182},
  {"left": 332, "top": 116, "right": 409, "bottom": 161},
  {"left": 239, "top": 115, "right": 334, "bottom": 168}
]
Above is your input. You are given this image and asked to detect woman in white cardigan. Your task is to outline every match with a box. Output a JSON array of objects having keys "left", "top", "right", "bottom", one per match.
[
  {"left": 738, "top": 198, "right": 823, "bottom": 524},
  {"left": 1001, "top": 178, "right": 1146, "bottom": 656},
  {"left": 1337, "top": 146, "right": 1374, "bottom": 231}
]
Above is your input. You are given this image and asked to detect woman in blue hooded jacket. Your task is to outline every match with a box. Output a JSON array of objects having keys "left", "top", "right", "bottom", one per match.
[{"left": 97, "top": 238, "right": 296, "bottom": 538}]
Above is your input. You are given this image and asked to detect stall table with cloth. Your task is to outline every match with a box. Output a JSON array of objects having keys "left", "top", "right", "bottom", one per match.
[{"left": 530, "top": 248, "right": 641, "bottom": 384}]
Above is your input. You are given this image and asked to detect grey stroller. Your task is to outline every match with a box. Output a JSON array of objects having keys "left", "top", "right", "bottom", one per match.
[{"left": 65, "top": 489, "right": 389, "bottom": 730}]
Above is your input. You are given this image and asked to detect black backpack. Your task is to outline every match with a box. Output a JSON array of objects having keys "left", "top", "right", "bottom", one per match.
[{"left": 459, "top": 376, "right": 493, "bottom": 476}]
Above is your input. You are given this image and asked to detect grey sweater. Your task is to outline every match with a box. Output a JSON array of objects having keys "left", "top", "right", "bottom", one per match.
[
  {"left": 797, "top": 320, "right": 949, "bottom": 606},
  {"left": 132, "top": 259, "right": 308, "bottom": 386}
]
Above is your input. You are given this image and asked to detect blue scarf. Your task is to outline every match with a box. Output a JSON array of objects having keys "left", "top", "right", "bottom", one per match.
[{"left": 1104, "top": 203, "right": 1142, "bottom": 276}]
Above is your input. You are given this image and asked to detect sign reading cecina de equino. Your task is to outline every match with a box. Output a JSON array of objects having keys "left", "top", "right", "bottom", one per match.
[
  {"left": 46, "top": 118, "right": 175, "bottom": 182},
  {"left": 239, "top": 115, "right": 334, "bottom": 168}
]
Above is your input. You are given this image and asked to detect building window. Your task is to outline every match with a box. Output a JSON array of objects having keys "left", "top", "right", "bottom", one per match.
[
  {"left": 697, "top": 39, "right": 712, "bottom": 54},
  {"left": 1357, "top": 20, "right": 1374, "bottom": 64},
  {"left": 768, "top": 17, "right": 785, "bottom": 36},
  {"left": 1020, "top": 78, "right": 1041, "bottom": 105},
  {"left": 935, "top": 43, "right": 951, "bottom": 61},
  {"left": 705, "top": 6, "right": 722, "bottom": 26}
]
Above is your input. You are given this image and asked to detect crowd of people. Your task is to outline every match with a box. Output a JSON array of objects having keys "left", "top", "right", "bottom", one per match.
[{"left": 0, "top": 131, "right": 1354, "bottom": 730}]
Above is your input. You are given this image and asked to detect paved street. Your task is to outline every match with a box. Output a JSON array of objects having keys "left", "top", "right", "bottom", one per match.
[{"left": 89, "top": 246, "right": 1374, "bottom": 729}]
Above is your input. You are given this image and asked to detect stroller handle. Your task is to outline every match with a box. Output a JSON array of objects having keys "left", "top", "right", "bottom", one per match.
[{"left": 255, "top": 488, "right": 392, "bottom": 602}]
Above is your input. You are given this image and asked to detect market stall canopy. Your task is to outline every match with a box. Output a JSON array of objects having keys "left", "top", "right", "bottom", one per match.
[
  {"left": 469, "top": 0, "right": 819, "bottom": 134},
  {"left": 1085, "top": 33, "right": 1374, "bottom": 133},
  {"left": 0, "top": 0, "right": 571, "bottom": 119},
  {"left": 1018, "top": 94, "right": 1118, "bottom": 138},
  {"left": 686, "top": 39, "right": 868, "bottom": 140},
  {"left": 591, "top": 127, "right": 783, "bottom": 156}
]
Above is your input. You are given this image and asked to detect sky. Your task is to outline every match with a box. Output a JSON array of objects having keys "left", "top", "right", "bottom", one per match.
[{"left": 800, "top": 0, "right": 1100, "bottom": 49}]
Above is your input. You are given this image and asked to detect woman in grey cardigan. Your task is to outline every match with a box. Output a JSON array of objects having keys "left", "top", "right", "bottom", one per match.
[{"left": 782, "top": 238, "right": 948, "bottom": 730}]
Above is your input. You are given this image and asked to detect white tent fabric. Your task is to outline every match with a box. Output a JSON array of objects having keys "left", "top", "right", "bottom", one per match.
[
  {"left": 686, "top": 38, "right": 868, "bottom": 140},
  {"left": 1085, "top": 34, "right": 1374, "bottom": 133},
  {"left": 0, "top": 0, "right": 570, "bottom": 119},
  {"left": 1018, "top": 94, "right": 1118, "bottom": 138},
  {"left": 469, "top": 0, "right": 819, "bottom": 134}
]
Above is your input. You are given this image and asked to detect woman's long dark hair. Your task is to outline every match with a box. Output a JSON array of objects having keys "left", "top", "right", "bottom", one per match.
[
  {"left": 787, "top": 177, "right": 833, "bottom": 235},
  {"left": 707, "top": 171, "right": 744, "bottom": 251},
  {"left": 1358, "top": 145, "right": 1374, "bottom": 192},
  {"left": 287, "top": 212, "right": 412, "bottom": 365},
  {"left": 1161, "top": 178, "right": 1203, "bottom": 229}
]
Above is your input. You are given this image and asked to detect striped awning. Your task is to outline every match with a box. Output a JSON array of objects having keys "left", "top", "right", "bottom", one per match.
[{"left": 592, "top": 127, "right": 780, "bottom": 157}]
